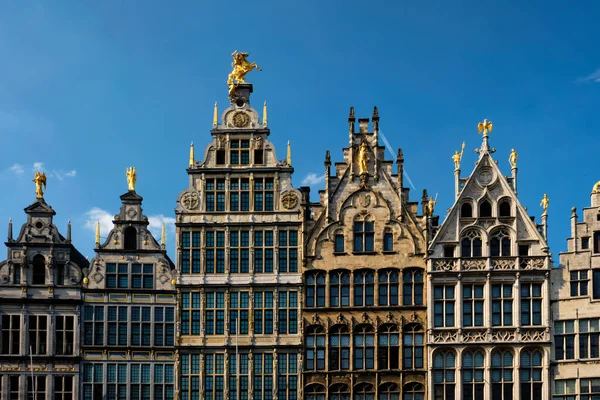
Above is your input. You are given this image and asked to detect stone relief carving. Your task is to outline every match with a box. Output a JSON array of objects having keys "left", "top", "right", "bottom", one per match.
[
  {"left": 281, "top": 192, "right": 298, "bottom": 210},
  {"left": 181, "top": 191, "right": 200, "bottom": 211}
]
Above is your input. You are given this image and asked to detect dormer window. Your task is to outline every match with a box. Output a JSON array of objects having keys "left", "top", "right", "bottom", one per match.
[
  {"left": 461, "top": 203, "right": 473, "bottom": 218},
  {"left": 490, "top": 229, "right": 511, "bottom": 257},
  {"left": 479, "top": 200, "right": 492, "bottom": 218},
  {"left": 32, "top": 254, "right": 45, "bottom": 285},
  {"left": 461, "top": 230, "right": 483, "bottom": 257},
  {"left": 354, "top": 218, "right": 374, "bottom": 253},
  {"left": 499, "top": 201, "right": 511, "bottom": 217},
  {"left": 124, "top": 226, "right": 137, "bottom": 250},
  {"left": 230, "top": 139, "right": 250, "bottom": 165}
]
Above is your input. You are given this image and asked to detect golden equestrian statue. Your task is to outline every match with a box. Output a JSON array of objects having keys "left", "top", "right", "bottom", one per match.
[
  {"left": 33, "top": 171, "right": 47, "bottom": 198},
  {"left": 126, "top": 167, "right": 136, "bottom": 191},
  {"left": 592, "top": 181, "right": 600, "bottom": 194},
  {"left": 540, "top": 194, "right": 549, "bottom": 214},
  {"left": 509, "top": 148, "right": 518, "bottom": 168},
  {"left": 358, "top": 141, "right": 370, "bottom": 175},
  {"left": 227, "top": 51, "right": 262, "bottom": 98},
  {"left": 452, "top": 142, "right": 465, "bottom": 169},
  {"left": 477, "top": 119, "right": 493, "bottom": 138}
]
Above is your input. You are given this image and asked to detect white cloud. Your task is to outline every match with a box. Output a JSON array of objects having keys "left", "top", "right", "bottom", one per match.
[
  {"left": 577, "top": 68, "right": 600, "bottom": 84},
  {"left": 32, "top": 162, "right": 45, "bottom": 172},
  {"left": 65, "top": 170, "right": 77, "bottom": 177},
  {"left": 51, "top": 169, "right": 77, "bottom": 180},
  {"left": 148, "top": 215, "right": 176, "bottom": 241},
  {"left": 302, "top": 173, "right": 325, "bottom": 186},
  {"left": 84, "top": 208, "right": 114, "bottom": 237},
  {"left": 9, "top": 164, "right": 24, "bottom": 175}
]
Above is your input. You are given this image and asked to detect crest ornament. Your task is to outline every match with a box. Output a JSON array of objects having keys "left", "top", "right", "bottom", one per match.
[
  {"left": 252, "top": 136, "right": 263, "bottom": 149},
  {"left": 181, "top": 192, "right": 200, "bottom": 211},
  {"left": 232, "top": 111, "right": 250, "bottom": 128},
  {"left": 358, "top": 193, "right": 371, "bottom": 208},
  {"left": 281, "top": 192, "right": 299, "bottom": 210}
]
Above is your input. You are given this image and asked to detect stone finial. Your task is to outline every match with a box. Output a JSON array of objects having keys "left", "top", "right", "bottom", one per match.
[
  {"left": 8, "top": 218, "right": 12, "bottom": 242},
  {"left": 324, "top": 150, "right": 331, "bottom": 166}
]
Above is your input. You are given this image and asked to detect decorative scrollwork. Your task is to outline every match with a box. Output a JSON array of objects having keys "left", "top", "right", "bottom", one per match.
[
  {"left": 462, "top": 329, "right": 488, "bottom": 342},
  {"left": 431, "top": 330, "right": 459, "bottom": 343},
  {"left": 433, "top": 259, "right": 457, "bottom": 272},
  {"left": 181, "top": 191, "right": 200, "bottom": 211},
  {"left": 491, "top": 329, "right": 516, "bottom": 342},
  {"left": 462, "top": 259, "right": 486, "bottom": 271},
  {"left": 492, "top": 258, "right": 516, "bottom": 270}
]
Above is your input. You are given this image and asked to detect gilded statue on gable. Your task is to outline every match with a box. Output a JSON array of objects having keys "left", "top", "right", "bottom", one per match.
[
  {"left": 126, "top": 167, "right": 136, "bottom": 191},
  {"left": 509, "top": 148, "right": 518, "bottom": 168},
  {"left": 477, "top": 119, "right": 493, "bottom": 138},
  {"left": 427, "top": 197, "right": 436, "bottom": 216},
  {"left": 452, "top": 142, "right": 465, "bottom": 169},
  {"left": 33, "top": 171, "right": 47, "bottom": 199},
  {"left": 540, "top": 194, "right": 549, "bottom": 214},
  {"left": 357, "top": 141, "right": 370, "bottom": 175},
  {"left": 592, "top": 181, "right": 600, "bottom": 194},
  {"left": 227, "top": 51, "right": 261, "bottom": 98}
]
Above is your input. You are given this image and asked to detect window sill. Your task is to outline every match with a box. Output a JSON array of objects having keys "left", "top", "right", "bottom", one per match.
[
  {"left": 382, "top": 250, "right": 396, "bottom": 255},
  {"left": 333, "top": 252, "right": 347, "bottom": 256},
  {"left": 352, "top": 251, "right": 378, "bottom": 256}
]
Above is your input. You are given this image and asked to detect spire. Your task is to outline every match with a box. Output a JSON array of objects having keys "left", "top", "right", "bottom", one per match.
[
  {"left": 287, "top": 141, "right": 292, "bottom": 166},
  {"left": 189, "top": 142, "right": 195, "bottom": 167},
  {"left": 348, "top": 106, "right": 355, "bottom": 147},
  {"left": 372, "top": 106, "right": 379, "bottom": 132},
  {"left": 476, "top": 118, "right": 494, "bottom": 155},
  {"left": 161, "top": 223, "right": 166, "bottom": 249},
  {"left": 67, "top": 219, "right": 71, "bottom": 242},
  {"left": 8, "top": 218, "right": 12, "bottom": 242},
  {"left": 95, "top": 221, "right": 100, "bottom": 247},
  {"left": 262, "top": 101, "right": 268, "bottom": 126},
  {"left": 213, "top": 102, "right": 218, "bottom": 126}
]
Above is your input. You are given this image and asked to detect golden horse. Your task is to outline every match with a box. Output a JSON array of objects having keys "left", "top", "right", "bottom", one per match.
[{"left": 228, "top": 51, "right": 261, "bottom": 97}]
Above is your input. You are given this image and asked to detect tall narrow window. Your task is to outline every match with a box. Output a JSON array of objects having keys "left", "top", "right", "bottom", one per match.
[
  {"left": 480, "top": 200, "right": 492, "bottom": 217},
  {"left": 354, "top": 270, "right": 375, "bottom": 306},
  {"left": 153, "top": 364, "right": 175, "bottom": 400},
  {"left": 230, "top": 178, "right": 250, "bottom": 211},
  {"left": 433, "top": 351, "right": 456, "bottom": 400},
  {"left": 180, "top": 354, "right": 201, "bottom": 400},
  {"left": 254, "top": 291, "right": 274, "bottom": 335},
  {"left": 106, "top": 363, "right": 127, "bottom": 398},
  {"left": 279, "top": 230, "right": 298, "bottom": 273},
  {"left": 131, "top": 306, "right": 151, "bottom": 346},
  {"left": 378, "top": 324, "right": 400, "bottom": 370},
  {"left": 579, "top": 318, "right": 600, "bottom": 359},
  {"left": 461, "top": 203, "right": 473, "bottom": 218},
  {"left": 434, "top": 285, "right": 455, "bottom": 328},
  {"left": 490, "top": 229, "right": 511, "bottom": 257},
  {"left": 180, "top": 231, "right": 201, "bottom": 274},
  {"left": 277, "top": 353, "right": 297, "bottom": 400},
  {"left": 9, "top": 376, "right": 20, "bottom": 400},
  {"left": 499, "top": 201, "right": 511, "bottom": 217},
  {"left": 154, "top": 307, "right": 175, "bottom": 347},
  {"left": 379, "top": 269, "right": 399, "bottom": 306},
  {"left": 305, "top": 326, "right": 325, "bottom": 371},
  {"left": 253, "top": 353, "right": 273, "bottom": 400},
  {"left": 571, "top": 270, "right": 589, "bottom": 297},
  {"left": 383, "top": 230, "right": 394, "bottom": 251},
  {"left": 205, "top": 231, "right": 225, "bottom": 273},
  {"left": 83, "top": 306, "right": 104, "bottom": 346},
  {"left": 595, "top": 232, "right": 600, "bottom": 254},
  {"left": 254, "top": 230, "right": 274, "bottom": 273},
  {"left": 354, "top": 325, "right": 375, "bottom": 370},
  {"left": 492, "top": 284, "right": 513, "bottom": 327},
  {"left": 403, "top": 324, "right": 424, "bottom": 369},
  {"left": 492, "top": 350, "right": 513, "bottom": 400},
  {"left": 334, "top": 234, "right": 344, "bottom": 253},
  {"left": 55, "top": 315, "right": 75, "bottom": 355},
  {"left": 353, "top": 219, "right": 374, "bottom": 252},
  {"left": 13, "top": 264, "right": 21, "bottom": 284},
  {"left": 229, "top": 292, "right": 250, "bottom": 335},
  {"left": 520, "top": 349, "right": 543, "bottom": 400},
  {"left": 28, "top": 375, "right": 46, "bottom": 400},
  {"left": 463, "top": 350, "right": 485, "bottom": 400},
  {"left": 107, "top": 306, "right": 127, "bottom": 346},
  {"left": 205, "top": 354, "right": 225, "bottom": 400},
  {"left": 229, "top": 353, "right": 249, "bottom": 400},
  {"left": 461, "top": 230, "right": 483, "bottom": 257},
  {"left": 205, "top": 292, "right": 225, "bottom": 335},
  {"left": 29, "top": 315, "right": 48, "bottom": 355},
  {"left": 83, "top": 363, "right": 103, "bottom": 400},
  {"left": 32, "top": 254, "right": 45, "bottom": 285},
  {"left": 206, "top": 178, "right": 226, "bottom": 212},
  {"left": 54, "top": 375, "right": 73, "bottom": 400},
  {"left": 278, "top": 291, "right": 298, "bottom": 335},
  {"left": 305, "top": 272, "right": 325, "bottom": 307},
  {"left": 521, "top": 283, "right": 542, "bottom": 326},
  {"left": 594, "top": 270, "right": 600, "bottom": 299},
  {"left": 230, "top": 230, "right": 250, "bottom": 273},
  {"left": 330, "top": 270, "right": 350, "bottom": 307},
  {"left": 180, "top": 292, "right": 201, "bottom": 336},
  {"left": 329, "top": 326, "right": 350, "bottom": 371},
  {"left": 403, "top": 268, "right": 424, "bottom": 305},
  {"left": 124, "top": 226, "right": 137, "bottom": 250},
  {"left": 463, "top": 284, "right": 484, "bottom": 327},
  {"left": 554, "top": 320, "right": 575, "bottom": 360},
  {"left": 254, "top": 178, "right": 274, "bottom": 211},
  {"left": 1, "top": 315, "right": 21, "bottom": 354}
]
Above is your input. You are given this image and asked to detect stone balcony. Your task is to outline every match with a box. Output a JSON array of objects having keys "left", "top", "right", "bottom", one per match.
[
  {"left": 431, "top": 256, "right": 548, "bottom": 273},
  {"left": 429, "top": 326, "right": 550, "bottom": 344}
]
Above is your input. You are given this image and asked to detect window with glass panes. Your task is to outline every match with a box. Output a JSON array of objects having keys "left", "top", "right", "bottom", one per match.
[
  {"left": 379, "top": 383, "right": 401, "bottom": 400},
  {"left": 278, "top": 230, "right": 298, "bottom": 272},
  {"left": 130, "top": 364, "right": 152, "bottom": 399},
  {"left": 278, "top": 291, "right": 298, "bottom": 334},
  {"left": 9, "top": 376, "right": 19, "bottom": 400},
  {"left": 492, "top": 284, "right": 513, "bottom": 327},
  {"left": 107, "top": 363, "right": 128, "bottom": 399},
  {"left": 55, "top": 315, "right": 75, "bottom": 355},
  {"left": 206, "top": 231, "right": 225, "bottom": 273},
  {"left": 354, "top": 325, "right": 375, "bottom": 370},
  {"left": 206, "top": 178, "right": 226, "bottom": 212},
  {"left": 181, "top": 292, "right": 201, "bottom": 335},
  {"left": 330, "top": 270, "right": 350, "bottom": 307},
  {"left": 131, "top": 263, "right": 153, "bottom": 288},
  {"left": 491, "top": 350, "right": 513, "bottom": 400},
  {"left": 28, "top": 315, "right": 47, "bottom": 354},
  {"left": 181, "top": 231, "right": 202, "bottom": 274},
  {"left": 230, "top": 139, "right": 250, "bottom": 165},
  {"left": 433, "top": 351, "right": 456, "bottom": 400},
  {"left": 229, "top": 353, "right": 249, "bottom": 400},
  {"left": 580, "top": 378, "right": 600, "bottom": 400},
  {"left": 254, "top": 178, "right": 274, "bottom": 211},
  {"left": 520, "top": 349, "right": 543, "bottom": 400},
  {"left": 521, "top": 283, "right": 542, "bottom": 326},
  {"left": 463, "top": 284, "right": 484, "bottom": 327},
  {"left": 379, "top": 269, "right": 399, "bottom": 306},
  {"left": 230, "top": 292, "right": 249, "bottom": 335},
  {"left": 230, "top": 178, "right": 250, "bottom": 211},
  {"left": 106, "top": 263, "right": 128, "bottom": 288},
  {"left": 54, "top": 375, "right": 73, "bottom": 400},
  {"left": 305, "top": 326, "right": 325, "bottom": 371},
  {"left": 83, "top": 363, "right": 104, "bottom": 400},
  {"left": 353, "top": 219, "right": 374, "bottom": 252},
  {"left": 461, "top": 230, "right": 483, "bottom": 257},
  {"left": 180, "top": 354, "right": 201, "bottom": 400},
  {"left": 354, "top": 382, "right": 375, "bottom": 400},
  {"left": 403, "top": 324, "right": 424, "bottom": 369},
  {"left": 305, "top": 384, "right": 326, "bottom": 400},
  {"left": 154, "top": 364, "right": 175, "bottom": 400},
  {"left": 254, "top": 291, "right": 274, "bottom": 335},
  {"left": 402, "top": 382, "right": 424, "bottom": 400},
  {"left": 278, "top": 353, "right": 298, "bottom": 400},
  {"left": 579, "top": 318, "right": 600, "bottom": 359},
  {"left": 305, "top": 272, "right": 325, "bottom": 307},
  {"left": 206, "top": 292, "right": 225, "bottom": 335},
  {"left": 154, "top": 307, "right": 175, "bottom": 346},
  {"left": 463, "top": 350, "right": 485, "bottom": 400},
  {"left": 490, "top": 229, "right": 511, "bottom": 257},
  {"left": 554, "top": 320, "right": 575, "bottom": 360},
  {"left": 131, "top": 306, "right": 151, "bottom": 346},
  {"left": 28, "top": 375, "right": 46, "bottom": 400},
  {"left": 329, "top": 326, "right": 350, "bottom": 371},
  {"left": 254, "top": 230, "right": 274, "bottom": 273},
  {"left": 107, "top": 306, "right": 128, "bottom": 346},
  {"left": 83, "top": 306, "right": 104, "bottom": 346},
  {"left": 570, "top": 270, "right": 589, "bottom": 296},
  {"left": 553, "top": 380, "right": 576, "bottom": 400},
  {"left": 254, "top": 353, "right": 273, "bottom": 400},
  {"left": 383, "top": 230, "right": 394, "bottom": 251},
  {"left": 205, "top": 354, "right": 225, "bottom": 400},
  {"left": 329, "top": 384, "right": 350, "bottom": 400},
  {"left": 434, "top": 285, "right": 455, "bottom": 328},
  {"left": 230, "top": 230, "right": 250, "bottom": 273},
  {"left": 378, "top": 324, "right": 400, "bottom": 370},
  {"left": 334, "top": 234, "right": 344, "bottom": 253},
  {"left": 354, "top": 270, "right": 374, "bottom": 306},
  {"left": 403, "top": 269, "right": 424, "bottom": 306}
]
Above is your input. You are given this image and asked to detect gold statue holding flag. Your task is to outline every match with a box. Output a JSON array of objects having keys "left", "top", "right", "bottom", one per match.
[{"left": 452, "top": 142, "right": 465, "bottom": 169}]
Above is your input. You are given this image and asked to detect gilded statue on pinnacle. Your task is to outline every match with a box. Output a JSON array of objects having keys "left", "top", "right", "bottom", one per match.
[
  {"left": 358, "top": 141, "right": 370, "bottom": 175},
  {"left": 228, "top": 51, "right": 261, "bottom": 99},
  {"left": 540, "top": 194, "right": 549, "bottom": 214},
  {"left": 477, "top": 119, "right": 493, "bottom": 138},
  {"left": 126, "top": 167, "right": 136, "bottom": 191},
  {"left": 592, "top": 181, "right": 600, "bottom": 194},
  {"left": 33, "top": 171, "right": 47, "bottom": 199},
  {"left": 509, "top": 148, "right": 518, "bottom": 168},
  {"left": 452, "top": 142, "right": 465, "bottom": 169}
]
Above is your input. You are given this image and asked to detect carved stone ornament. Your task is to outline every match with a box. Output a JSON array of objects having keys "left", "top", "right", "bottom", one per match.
[
  {"left": 252, "top": 135, "right": 263, "bottom": 149},
  {"left": 358, "top": 193, "right": 371, "bottom": 208},
  {"left": 217, "top": 135, "right": 227, "bottom": 150},
  {"left": 477, "top": 169, "right": 493, "bottom": 186},
  {"left": 181, "top": 191, "right": 200, "bottom": 211},
  {"left": 312, "top": 313, "right": 320, "bottom": 324},
  {"left": 232, "top": 111, "right": 250, "bottom": 128},
  {"left": 336, "top": 313, "right": 345, "bottom": 324},
  {"left": 281, "top": 192, "right": 298, "bottom": 210}
]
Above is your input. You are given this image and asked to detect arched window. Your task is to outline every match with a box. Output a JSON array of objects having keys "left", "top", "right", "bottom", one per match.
[
  {"left": 491, "top": 349, "right": 514, "bottom": 400},
  {"left": 403, "top": 382, "right": 425, "bottom": 400},
  {"left": 490, "top": 229, "right": 511, "bottom": 257},
  {"left": 379, "top": 269, "right": 399, "bottom": 306},
  {"left": 354, "top": 217, "right": 374, "bottom": 252},
  {"left": 461, "top": 230, "right": 483, "bottom": 257},
  {"left": 379, "top": 383, "right": 400, "bottom": 400},
  {"left": 519, "top": 349, "right": 543, "bottom": 400},
  {"left": 329, "top": 325, "right": 350, "bottom": 371},
  {"left": 330, "top": 383, "right": 350, "bottom": 400},
  {"left": 403, "top": 269, "right": 424, "bottom": 306},
  {"left": 383, "top": 228, "right": 394, "bottom": 252},
  {"left": 378, "top": 324, "right": 399, "bottom": 370},
  {"left": 354, "top": 325, "right": 375, "bottom": 370},
  {"left": 463, "top": 350, "right": 485, "bottom": 400},
  {"left": 433, "top": 350, "right": 456, "bottom": 400},
  {"left": 480, "top": 200, "right": 492, "bottom": 218},
  {"left": 330, "top": 270, "right": 350, "bottom": 307},
  {"left": 499, "top": 201, "right": 511, "bottom": 217},
  {"left": 305, "top": 271, "right": 326, "bottom": 307},
  {"left": 124, "top": 226, "right": 137, "bottom": 250},
  {"left": 403, "top": 324, "right": 424, "bottom": 369},
  {"left": 354, "top": 383, "right": 375, "bottom": 400},
  {"left": 461, "top": 203, "right": 473, "bottom": 218},
  {"left": 354, "top": 270, "right": 374, "bottom": 306},
  {"left": 305, "top": 325, "right": 325, "bottom": 371},
  {"left": 305, "top": 384, "right": 326, "bottom": 400},
  {"left": 32, "top": 254, "right": 46, "bottom": 285}
]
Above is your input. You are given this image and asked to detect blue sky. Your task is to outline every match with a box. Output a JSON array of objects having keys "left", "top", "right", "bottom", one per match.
[{"left": 0, "top": 1, "right": 598, "bottom": 262}]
